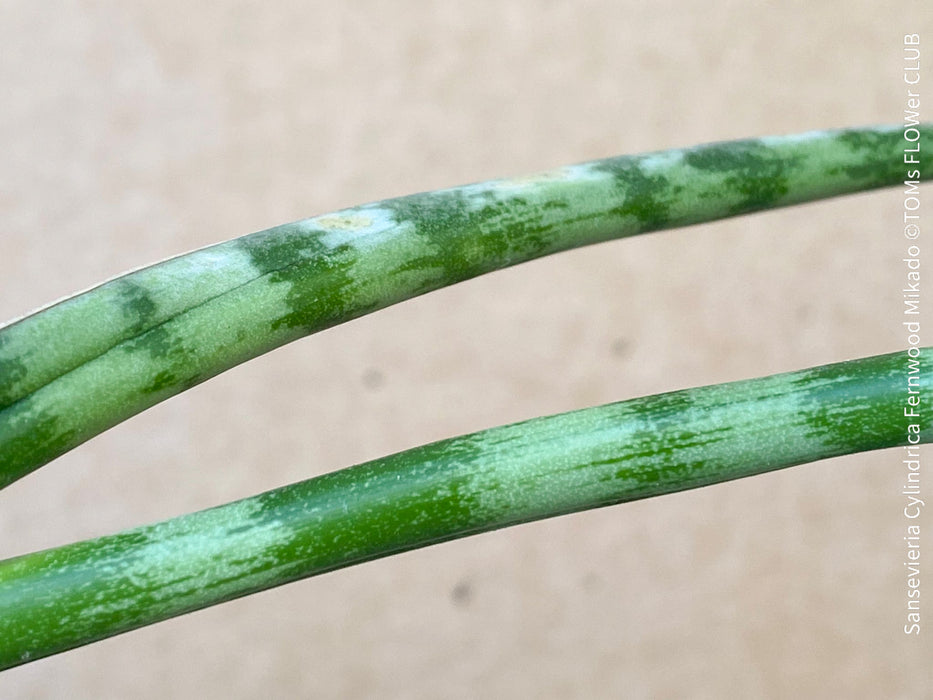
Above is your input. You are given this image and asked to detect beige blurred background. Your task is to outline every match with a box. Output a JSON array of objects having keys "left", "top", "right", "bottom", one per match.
[{"left": 1, "top": 1, "right": 930, "bottom": 698}]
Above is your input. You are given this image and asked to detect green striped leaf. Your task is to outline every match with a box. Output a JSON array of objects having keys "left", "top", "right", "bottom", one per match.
[
  {"left": 1, "top": 125, "right": 926, "bottom": 487},
  {"left": 1, "top": 347, "right": 928, "bottom": 668}
]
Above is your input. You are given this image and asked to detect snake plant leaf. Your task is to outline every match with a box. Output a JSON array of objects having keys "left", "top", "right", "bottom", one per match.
[
  {"left": 0, "top": 124, "right": 928, "bottom": 487},
  {"left": 0, "top": 347, "right": 928, "bottom": 669}
]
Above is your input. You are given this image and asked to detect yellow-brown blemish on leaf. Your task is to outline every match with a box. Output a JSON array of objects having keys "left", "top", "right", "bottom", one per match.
[{"left": 314, "top": 214, "right": 374, "bottom": 231}]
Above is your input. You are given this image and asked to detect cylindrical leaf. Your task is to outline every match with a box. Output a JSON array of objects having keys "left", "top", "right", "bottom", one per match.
[
  {"left": 0, "top": 125, "right": 926, "bottom": 486},
  {"left": 1, "top": 348, "right": 928, "bottom": 669}
]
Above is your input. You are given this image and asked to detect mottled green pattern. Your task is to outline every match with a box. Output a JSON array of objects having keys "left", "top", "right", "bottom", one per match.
[
  {"left": 0, "top": 348, "right": 928, "bottom": 669},
  {"left": 0, "top": 125, "right": 928, "bottom": 486}
]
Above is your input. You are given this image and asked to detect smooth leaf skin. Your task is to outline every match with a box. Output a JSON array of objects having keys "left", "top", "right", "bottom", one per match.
[
  {"left": 0, "top": 125, "right": 928, "bottom": 487},
  {"left": 1, "top": 348, "right": 929, "bottom": 669}
]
